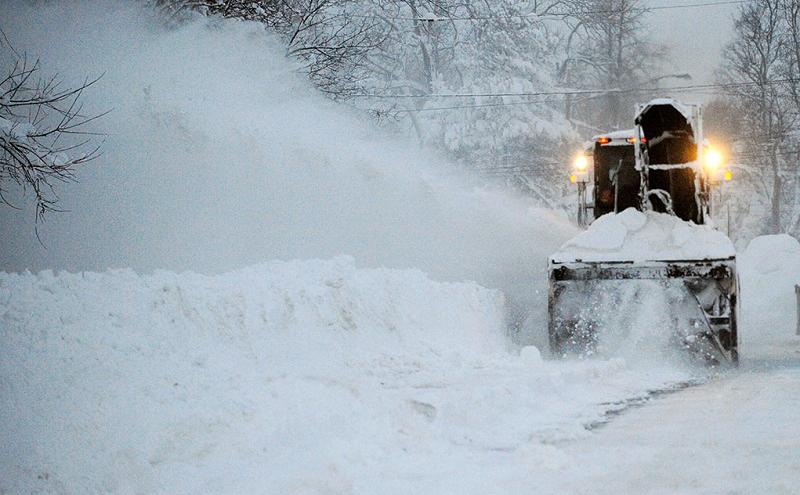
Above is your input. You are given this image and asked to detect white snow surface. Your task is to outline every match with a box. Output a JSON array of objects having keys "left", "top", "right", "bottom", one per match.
[
  {"left": 739, "top": 234, "right": 800, "bottom": 349},
  {"left": 1, "top": 2, "right": 797, "bottom": 493},
  {"left": 551, "top": 208, "right": 736, "bottom": 263},
  {"left": 3, "top": 234, "right": 798, "bottom": 494},
  {"left": 1, "top": 258, "right": 695, "bottom": 494}
]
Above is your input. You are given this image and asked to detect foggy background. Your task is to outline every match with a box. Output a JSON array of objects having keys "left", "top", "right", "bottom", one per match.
[
  {"left": 0, "top": 0, "right": 739, "bottom": 278},
  {"left": 643, "top": 0, "right": 738, "bottom": 88}
]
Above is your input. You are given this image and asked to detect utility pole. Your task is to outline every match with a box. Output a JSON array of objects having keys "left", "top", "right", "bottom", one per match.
[
  {"left": 796, "top": 284, "right": 800, "bottom": 335},
  {"left": 418, "top": 12, "right": 439, "bottom": 93},
  {"left": 727, "top": 194, "right": 731, "bottom": 238}
]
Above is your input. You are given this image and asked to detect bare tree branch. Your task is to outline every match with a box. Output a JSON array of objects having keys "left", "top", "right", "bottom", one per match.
[{"left": 1, "top": 41, "right": 105, "bottom": 223}]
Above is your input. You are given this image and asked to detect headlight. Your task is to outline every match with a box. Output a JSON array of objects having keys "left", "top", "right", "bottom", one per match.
[
  {"left": 574, "top": 154, "right": 589, "bottom": 171},
  {"left": 704, "top": 148, "right": 724, "bottom": 171}
]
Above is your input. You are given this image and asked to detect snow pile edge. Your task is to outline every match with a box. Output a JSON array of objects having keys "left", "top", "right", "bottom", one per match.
[{"left": 0, "top": 256, "right": 508, "bottom": 366}]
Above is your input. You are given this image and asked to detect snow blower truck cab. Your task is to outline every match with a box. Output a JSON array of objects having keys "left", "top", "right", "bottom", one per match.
[{"left": 549, "top": 99, "right": 739, "bottom": 364}]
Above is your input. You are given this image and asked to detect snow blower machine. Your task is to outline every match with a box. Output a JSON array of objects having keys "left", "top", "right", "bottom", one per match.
[{"left": 548, "top": 99, "right": 739, "bottom": 365}]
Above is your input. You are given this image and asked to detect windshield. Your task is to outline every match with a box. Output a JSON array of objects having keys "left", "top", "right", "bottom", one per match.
[{"left": 593, "top": 144, "right": 640, "bottom": 218}]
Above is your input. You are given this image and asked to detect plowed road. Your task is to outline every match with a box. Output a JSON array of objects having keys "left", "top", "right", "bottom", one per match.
[{"left": 537, "top": 339, "right": 800, "bottom": 494}]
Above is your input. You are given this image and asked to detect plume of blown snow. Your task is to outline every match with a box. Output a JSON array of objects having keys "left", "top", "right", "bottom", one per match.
[{"left": 0, "top": 1, "right": 575, "bottom": 316}]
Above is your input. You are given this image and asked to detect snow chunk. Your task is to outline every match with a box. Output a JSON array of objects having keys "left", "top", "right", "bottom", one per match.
[
  {"left": 562, "top": 212, "right": 628, "bottom": 252},
  {"left": 551, "top": 209, "right": 735, "bottom": 263},
  {"left": 618, "top": 206, "right": 648, "bottom": 231}
]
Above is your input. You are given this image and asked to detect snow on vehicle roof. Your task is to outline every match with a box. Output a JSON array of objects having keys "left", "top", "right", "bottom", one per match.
[
  {"left": 636, "top": 98, "right": 694, "bottom": 123},
  {"left": 550, "top": 208, "right": 735, "bottom": 264}
]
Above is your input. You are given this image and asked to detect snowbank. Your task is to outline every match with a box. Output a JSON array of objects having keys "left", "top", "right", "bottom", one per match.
[
  {"left": 739, "top": 234, "right": 800, "bottom": 346},
  {"left": 0, "top": 259, "right": 503, "bottom": 493},
  {"left": 551, "top": 208, "right": 735, "bottom": 263},
  {"left": 1, "top": 261, "right": 693, "bottom": 494}
]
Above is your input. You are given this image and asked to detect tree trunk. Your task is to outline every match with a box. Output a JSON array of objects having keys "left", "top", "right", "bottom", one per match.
[{"left": 770, "top": 150, "right": 782, "bottom": 233}]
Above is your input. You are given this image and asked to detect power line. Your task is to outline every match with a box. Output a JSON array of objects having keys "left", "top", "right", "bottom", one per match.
[
  {"left": 390, "top": 99, "right": 556, "bottom": 113},
  {"left": 736, "top": 148, "right": 800, "bottom": 159},
  {"left": 642, "top": 0, "right": 746, "bottom": 12},
  {"left": 348, "top": 0, "right": 748, "bottom": 22},
  {"left": 354, "top": 78, "right": 800, "bottom": 101},
  {"left": 479, "top": 163, "right": 562, "bottom": 172},
  {"left": 364, "top": 78, "right": 800, "bottom": 113}
]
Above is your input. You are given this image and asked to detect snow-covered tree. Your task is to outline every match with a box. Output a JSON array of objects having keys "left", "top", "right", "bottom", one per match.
[
  {"left": 353, "top": 1, "right": 578, "bottom": 206},
  {"left": 717, "top": 0, "right": 800, "bottom": 236},
  {"left": 558, "top": 0, "right": 670, "bottom": 132},
  {"left": 153, "top": 0, "right": 384, "bottom": 97}
]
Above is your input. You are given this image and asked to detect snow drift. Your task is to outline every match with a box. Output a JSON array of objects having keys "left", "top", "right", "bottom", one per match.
[
  {"left": 0, "top": 261, "right": 695, "bottom": 494},
  {"left": 551, "top": 208, "right": 735, "bottom": 263},
  {"left": 0, "top": 259, "right": 504, "bottom": 493}
]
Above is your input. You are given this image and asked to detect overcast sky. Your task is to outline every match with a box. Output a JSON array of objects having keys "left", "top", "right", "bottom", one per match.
[{"left": 644, "top": 0, "right": 740, "bottom": 102}]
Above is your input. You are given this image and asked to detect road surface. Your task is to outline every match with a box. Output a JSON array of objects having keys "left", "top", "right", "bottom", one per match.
[{"left": 533, "top": 338, "right": 800, "bottom": 494}]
